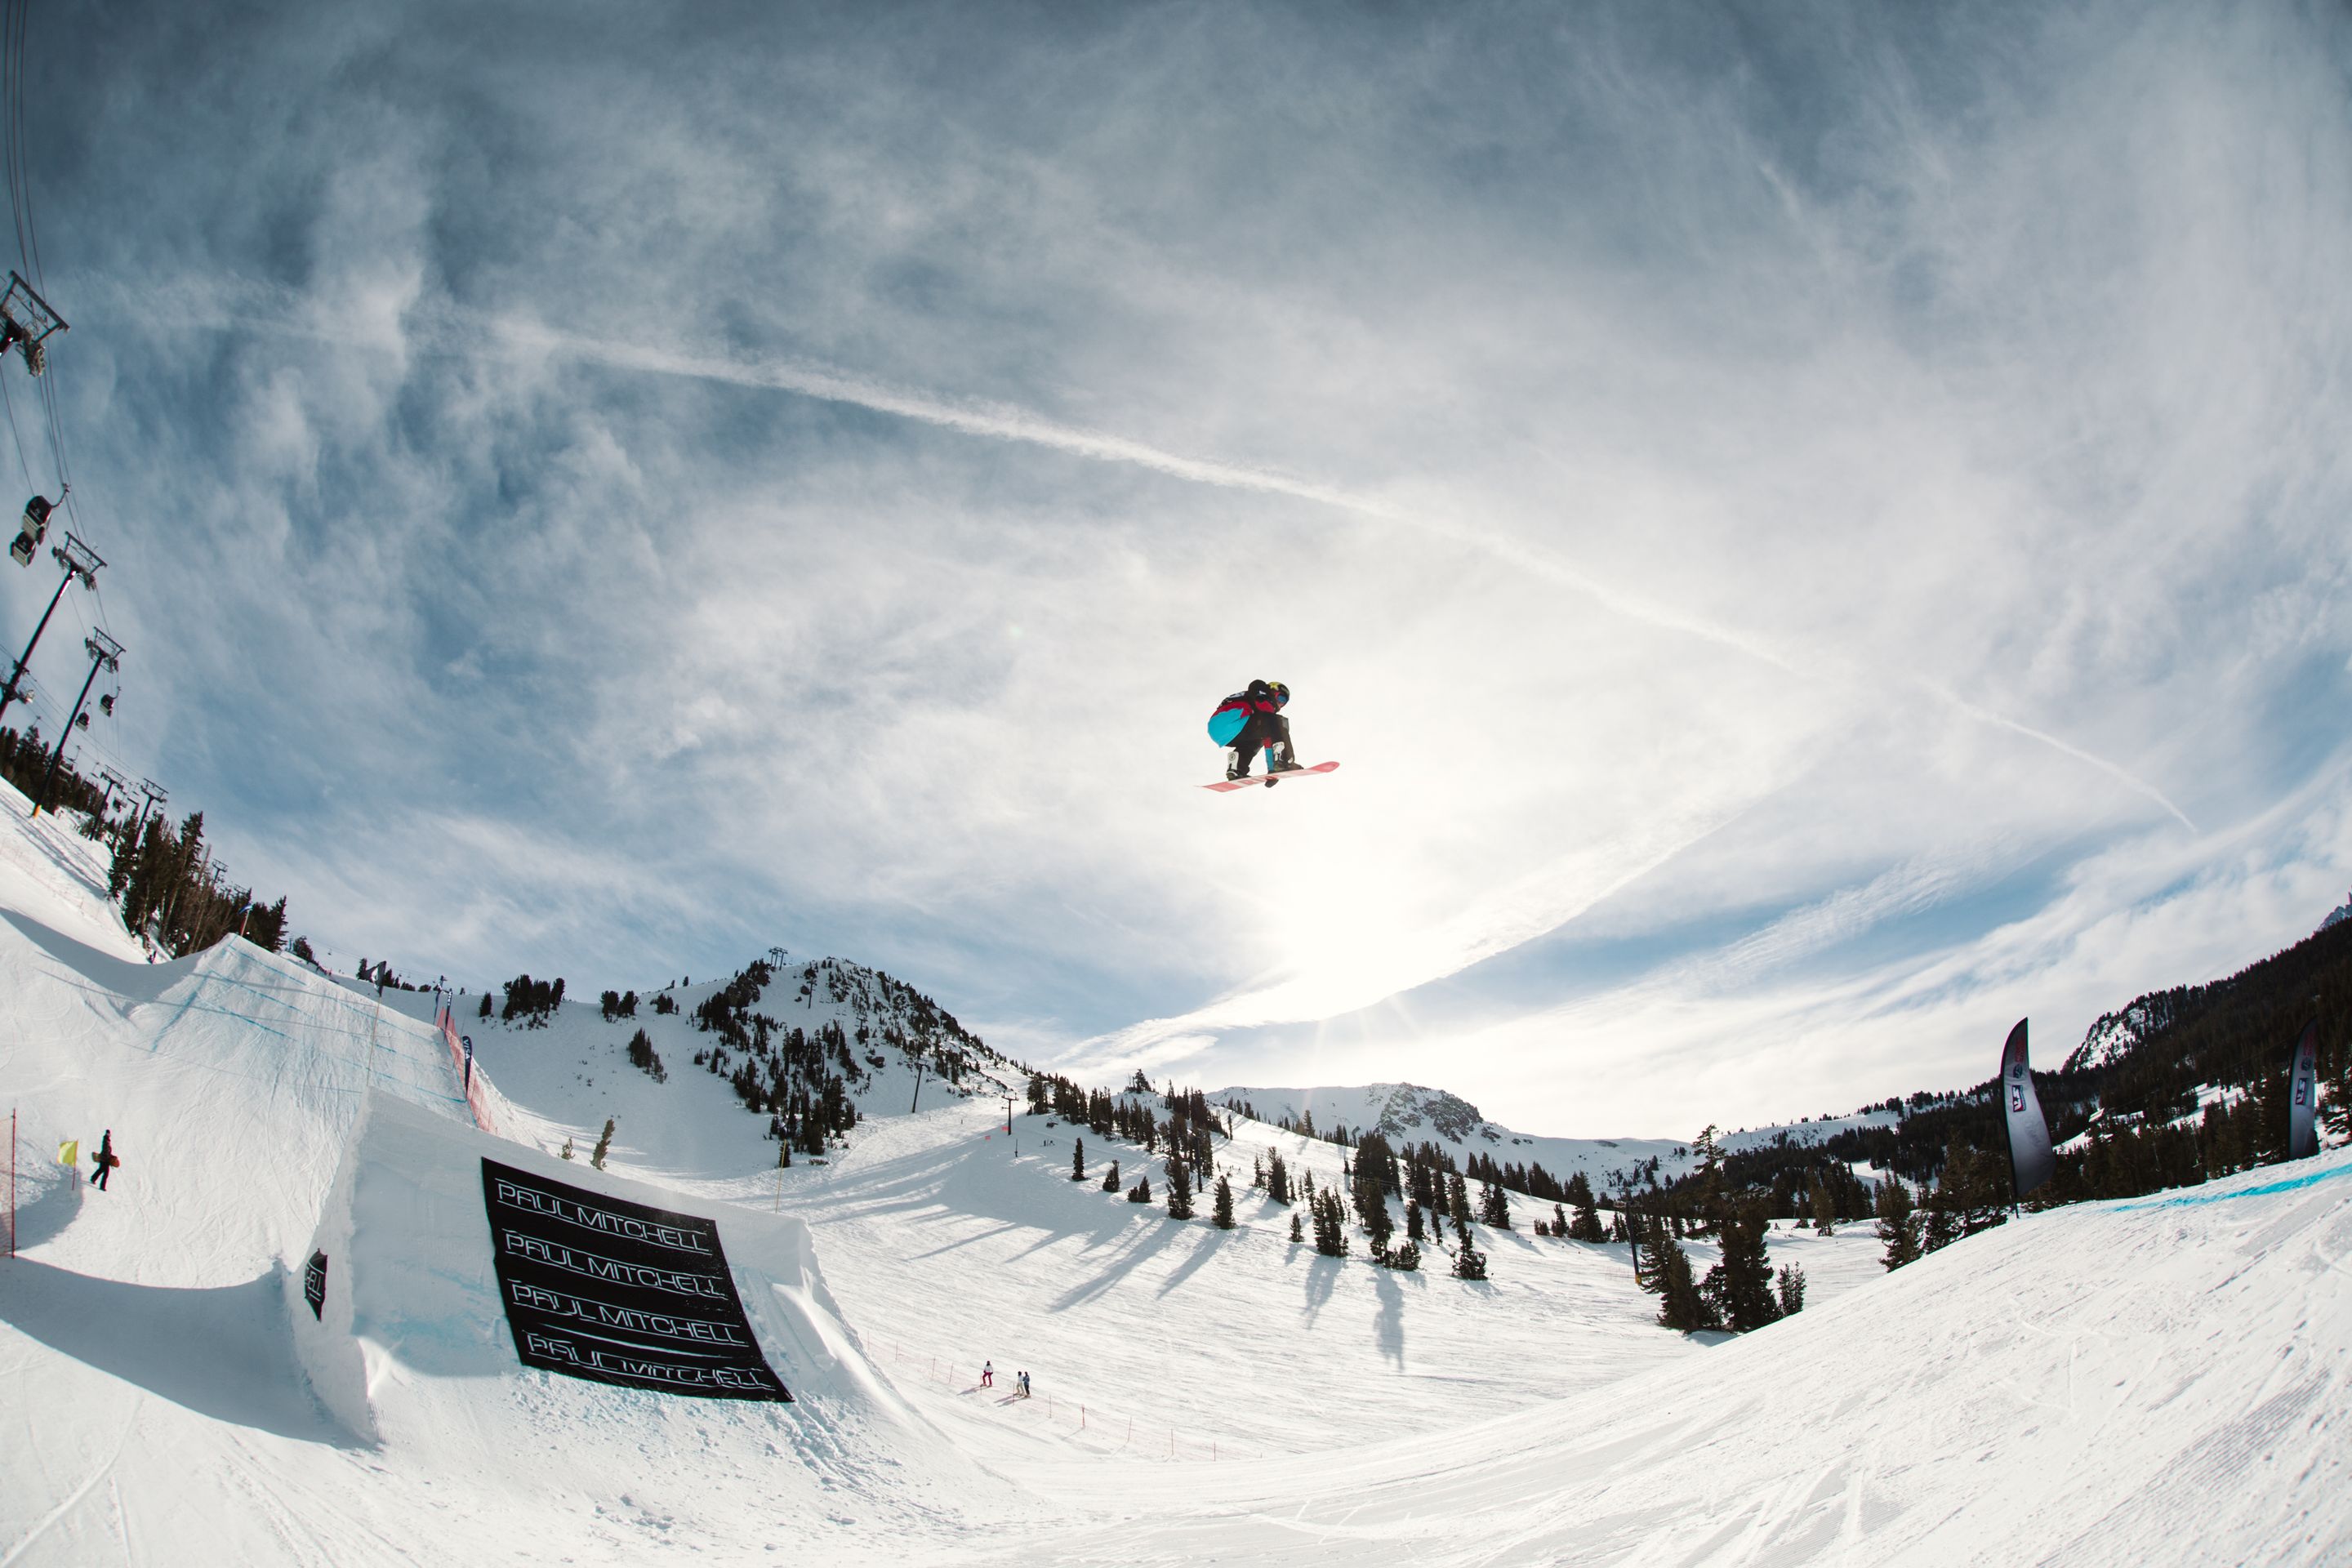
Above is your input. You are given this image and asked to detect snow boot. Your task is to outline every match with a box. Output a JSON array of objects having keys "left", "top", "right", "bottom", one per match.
[{"left": 1227, "top": 749, "right": 1251, "bottom": 782}]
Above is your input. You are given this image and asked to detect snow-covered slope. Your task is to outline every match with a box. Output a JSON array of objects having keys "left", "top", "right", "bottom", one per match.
[{"left": 1012, "top": 1147, "right": 2352, "bottom": 1564}]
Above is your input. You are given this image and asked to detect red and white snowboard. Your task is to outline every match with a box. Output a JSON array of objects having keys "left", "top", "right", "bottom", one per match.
[{"left": 1202, "top": 760, "right": 1340, "bottom": 793}]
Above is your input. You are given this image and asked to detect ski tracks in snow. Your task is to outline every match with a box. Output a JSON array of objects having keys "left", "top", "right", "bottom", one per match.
[{"left": 0, "top": 1394, "right": 139, "bottom": 1568}]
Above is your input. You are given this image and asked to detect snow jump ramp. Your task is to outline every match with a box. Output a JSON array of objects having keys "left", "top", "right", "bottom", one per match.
[{"left": 293, "top": 1091, "right": 933, "bottom": 1467}]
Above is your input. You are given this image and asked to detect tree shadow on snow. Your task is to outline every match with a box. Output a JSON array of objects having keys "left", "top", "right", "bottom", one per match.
[
  {"left": 809, "top": 1136, "right": 1202, "bottom": 1273},
  {"left": 1371, "top": 1267, "right": 1406, "bottom": 1369},
  {"left": 1045, "top": 1221, "right": 1190, "bottom": 1313},
  {"left": 1152, "top": 1227, "right": 1236, "bottom": 1298},
  {"left": 0, "top": 1257, "right": 354, "bottom": 1445},
  {"left": 1298, "top": 1254, "right": 1341, "bottom": 1325}
]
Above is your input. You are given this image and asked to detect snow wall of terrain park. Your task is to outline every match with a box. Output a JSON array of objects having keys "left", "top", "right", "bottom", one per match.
[
  {"left": 0, "top": 910, "right": 512, "bottom": 1292},
  {"left": 292, "top": 1089, "right": 943, "bottom": 1470}
]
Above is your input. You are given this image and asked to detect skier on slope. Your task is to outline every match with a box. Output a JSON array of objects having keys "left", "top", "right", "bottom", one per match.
[
  {"left": 981, "top": 1361, "right": 994, "bottom": 1388},
  {"left": 1208, "top": 679, "right": 1299, "bottom": 782},
  {"left": 89, "top": 1129, "right": 118, "bottom": 1192}
]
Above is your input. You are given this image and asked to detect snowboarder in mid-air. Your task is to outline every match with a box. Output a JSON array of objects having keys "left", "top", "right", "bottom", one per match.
[
  {"left": 1209, "top": 679, "right": 1299, "bottom": 782},
  {"left": 89, "top": 1129, "right": 118, "bottom": 1192}
]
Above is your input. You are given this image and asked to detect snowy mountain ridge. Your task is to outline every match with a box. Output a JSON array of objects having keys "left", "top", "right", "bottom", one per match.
[{"left": 1208, "top": 1080, "right": 1897, "bottom": 1192}]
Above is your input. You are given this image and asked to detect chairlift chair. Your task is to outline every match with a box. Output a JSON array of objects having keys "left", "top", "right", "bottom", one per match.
[
  {"left": 12, "top": 493, "right": 54, "bottom": 567},
  {"left": 0, "top": 274, "right": 66, "bottom": 377}
]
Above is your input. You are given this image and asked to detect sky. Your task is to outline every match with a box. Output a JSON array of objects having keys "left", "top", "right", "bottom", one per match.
[{"left": 3, "top": 0, "right": 2350, "bottom": 1136}]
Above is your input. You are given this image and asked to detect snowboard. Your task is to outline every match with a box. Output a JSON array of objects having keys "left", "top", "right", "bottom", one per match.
[{"left": 1203, "top": 760, "right": 1340, "bottom": 792}]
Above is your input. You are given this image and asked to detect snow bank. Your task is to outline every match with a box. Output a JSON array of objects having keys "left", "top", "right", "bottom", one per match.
[{"left": 1021, "top": 1147, "right": 2352, "bottom": 1564}]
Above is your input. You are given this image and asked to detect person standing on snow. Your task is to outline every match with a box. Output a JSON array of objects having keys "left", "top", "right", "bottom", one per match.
[
  {"left": 89, "top": 1129, "right": 118, "bottom": 1192},
  {"left": 981, "top": 1361, "right": 994, "bottom": 1388},
  {"left": 1208, "top": 679, "right": 1299, "bottom": 782},
  {"left": 1018, "top": 1370, "right": 1031, "bottom": 1399}
]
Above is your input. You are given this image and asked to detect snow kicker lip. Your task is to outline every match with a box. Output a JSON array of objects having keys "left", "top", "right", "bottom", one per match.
[
  {"left": 481, "top": 1158, "right": 790, "bottom": 1401},
  {"left": 2109, "top": 1156, "right": 2352, "bottom": 1211}
]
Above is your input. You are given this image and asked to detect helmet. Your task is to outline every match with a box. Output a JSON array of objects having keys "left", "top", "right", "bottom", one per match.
[{"left": 1266, "top": 680, "right": 1290, "bottom": 706}]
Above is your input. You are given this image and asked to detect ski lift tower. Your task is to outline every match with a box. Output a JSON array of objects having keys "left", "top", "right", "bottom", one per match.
[
  {"left": 131, "top": 778, "right": 166, "bottom": 840},
  {"left": 0, "top": 273, "right": 66, "bottom": 377},
  {"left": 0, "top": 532, "right": 103, "bottom": 726},
  {"left": 33, "top": 628, "right": 122, "bottom": 816}
]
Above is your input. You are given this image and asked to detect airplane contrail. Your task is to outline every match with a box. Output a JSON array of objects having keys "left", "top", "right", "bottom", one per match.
[{"left": 488, "top": 316, "right": 2190, "bottom": 832}]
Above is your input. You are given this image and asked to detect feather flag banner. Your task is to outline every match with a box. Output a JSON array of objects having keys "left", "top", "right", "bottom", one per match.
[{"left": 1999, "top": 1020, "right": 2056, "bottom": 1200}]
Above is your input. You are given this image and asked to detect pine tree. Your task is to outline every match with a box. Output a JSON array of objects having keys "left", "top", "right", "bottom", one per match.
[
  {"left": 1921, "top": 1192, "right": 1958, "bottom": 1255},
  {"left": 1071, "top": 1136, "right": 1086, "bottom": 1182},
  {"left": 1213, "top": 1174, "right": 1236, "bottom": 1230},
  {"left": 478, "top": 991, "right": 492, "bottom": 1019},
  {"left": 1382, "top": 1239, "right": 1421, "bottom": 1272},
  {"left": 626, "top": 1028, "right": 666, "bottom": 1083},
  {"left": 1166, "top": 1160, "right": 1194, "bottom": 1219},
  {"left": 1700, "top": 1206, "right": 1781, "bottom": 1331},
  {"left": 1690, "top": 1124, "right": 1727, "bottom": 1234},
  {"left": 1289, "top": 1212, "right": 1303, "bottom": 1244},
  {"left": 1405, "top": 1197, "right": 1424, "bottom": 1243},
  {"left": 1446, "top": 1171, "right": 1472, "bottom": 1232},
  {"left": 1810, "top": 1174, "right": 1838, "bottom": 1236},
  {"left": 1876, "top": 1178, "right": 1922, "bottom": 1271},
  {"left": 1480, "top": 1181, "right": 1512, "bottom": 1229},
  {"left": 1128, "top": 1176, "right": 1152, "bottom": 1204},
  {"left": 1311, "top": 1189, "right": 1349, "bottom": 1256},
  {"left": 1940, "top": 1141, "right": 2011, "bottom": 1239},
  {"left": 1630, "top": 1209, "right": 1663, "bottom": 1291},
  {"left": 1570, "top": 1192, "right": 1606, "bottom": 1243},
  {"left": 1651, "top": 1234, "right": 1711, "bottom": 1330},
  {"left": 559, "top": 1136, "right": 574, "bottom": 1160},
  {"left": 590, "top": 1117, "right": 615, "bottom": 1171},
  {"left": 1775, "top": 1263, "right": 1806, "bottom": 1316},
  {"left": 1450, "top": 1240, "right": 1487, "bottom": 1280},
  {"left": 1102, "top": 1159, "right": 1120, "bottom": 1193}
]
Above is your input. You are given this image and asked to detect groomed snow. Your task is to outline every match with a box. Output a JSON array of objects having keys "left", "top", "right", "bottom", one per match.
[{"left": 2, "top": 787, "right": 2345, "bottom": 1564}]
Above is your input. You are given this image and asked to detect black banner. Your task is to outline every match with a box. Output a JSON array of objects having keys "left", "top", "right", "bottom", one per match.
[
  {"left": 2289, "top": 1020, "right": 2320, "bottom": 1161},
  {"left": 305, "top": 1250, "right": 327, "bottom": 1321},
  {"left": 479, "top": 1158, "right": 790, "bottom": 1401},
  {"left": 1999, "top": 1018, "right": 2056, "bottom": 1200}
]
